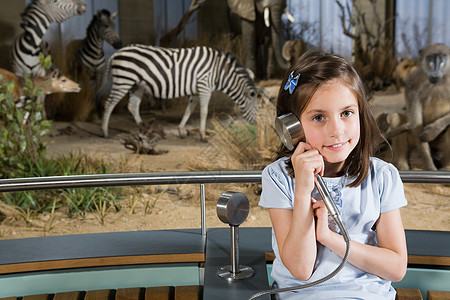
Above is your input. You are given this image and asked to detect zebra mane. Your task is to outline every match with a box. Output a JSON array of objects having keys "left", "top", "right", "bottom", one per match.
[
  {"left": 20, "top": 1, "right": 43, "bottom": 29},
  {"left": 219, "top": 50, "right": 245, "bottom": 74},
  {"left": 87, "top": 9, "right": 111, "bottom": 29},
  {"left": 21, "top": 0, "right": 42, "bottom": 15},
  {"left": 98, "top": 9, "right": 111, "bottom": 17},
  {"left": 221, "top": 50, "right": 255, "bottom": 86}
]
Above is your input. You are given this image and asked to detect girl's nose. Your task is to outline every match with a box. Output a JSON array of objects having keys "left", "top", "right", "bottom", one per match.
[{"left": 329, "top": 117, "right": 344, "bottom": 137}]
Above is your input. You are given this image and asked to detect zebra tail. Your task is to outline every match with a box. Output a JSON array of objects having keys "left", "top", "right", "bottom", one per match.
[{"left": 95, "top": 55, "right": 113, "bottom": 116}]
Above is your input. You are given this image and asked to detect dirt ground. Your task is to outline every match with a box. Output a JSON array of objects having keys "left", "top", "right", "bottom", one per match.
[{"left": 0, "top": 86, "right": 449, "bottom": 240}]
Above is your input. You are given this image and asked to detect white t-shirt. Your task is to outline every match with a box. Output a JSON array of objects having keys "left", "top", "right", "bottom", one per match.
[{"left": 259, "top": 157, "right": 407, "bottom": 300}]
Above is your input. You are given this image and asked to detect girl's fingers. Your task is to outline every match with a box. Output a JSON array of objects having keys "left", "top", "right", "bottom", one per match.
[
  {"left": 292, "top": 143, "right": 324, "bottom": 175},
  {"left": 312, "top": 200, "right": 325, "bottom": 210},
  {"left": 313, "top": 200, "right": 329, "bottom": 220},
  {"left": 293, "top": 141, "right": 312, "bottom": 155},
  {"left": 316, "top": 159, "right": 325, "bottom": 177}
]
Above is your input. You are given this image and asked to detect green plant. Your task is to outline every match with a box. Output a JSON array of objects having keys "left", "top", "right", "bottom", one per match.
[
  {"left": 0, "top": 54, "right": 137, "bottom": 224},
  {"left": 92, "top": 197, "right": 108, "bottom": 225},
  {"left": 15, "top": 206, "right": 37, "bottom": 227},
  {"left": 142, "top": 187, "right": 160, "bottom": 215},
  {"left": 43, "top": 199, "right": 57, "bottom": 235},
  {"left": 2, "top": 153, "right": 124, "bottom": 222},
  {"left": 0, "top": 53, "right": 52, "bottom": 179},
  {"left": 60, "top": 185, "right": 121, "bottom": 218},
  {"left": 56, "top": 153, "right": 123, "bottom": 220}
]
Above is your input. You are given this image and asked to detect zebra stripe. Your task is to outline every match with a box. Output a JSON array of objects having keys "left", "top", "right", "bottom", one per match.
[
  {"left": 11, "top": 0, "right": 86, "bottom": 77},
  {"left": 100, "top": 45, "right": 257, "bottom": 139}
]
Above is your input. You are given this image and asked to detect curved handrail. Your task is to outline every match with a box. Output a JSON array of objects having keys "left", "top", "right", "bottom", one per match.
[
  {"left": 1, "top": 170, "right": 448, "bottom": 236},
  {"left": 0, "top": 170, "right": 262, "bottom": 192},
  {"left": 0, "top": 170, "right": 448, "bottom": 192}
]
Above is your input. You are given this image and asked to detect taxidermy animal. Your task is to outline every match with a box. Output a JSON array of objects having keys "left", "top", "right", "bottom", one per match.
[
  {"left": 65, "top": 9, "right": 122, "bottom": 90},
  {"left": 11, "top": 0, "right": 87, "bottom": 77},
  {"left": 376, "top": 111, "right": 413, "bottom": 170},
  {"left": 10, "top": 0, "right": 86, "bottom": 118},
  {"left": 404, "top": 43, "right": 450, "bottom": 170},
  {"left": 227, "top": 0, "right": 290, "bottom": 79},
  {"left": 0, "top": 68, "right": 81, "bottom": 105},
  {"left": 393, "top": 59, "right": 418, "bottom": 92},
  {"left": 98, "top": 45, "right": 258, "bottom": 140},
  {"left": 282, "top": 40, "right": 308, "bottom": 68}
]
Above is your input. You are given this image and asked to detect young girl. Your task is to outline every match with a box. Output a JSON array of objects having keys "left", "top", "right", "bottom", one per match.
[{"left": 259, "top": 51, "right": 408, "bottom": 299}]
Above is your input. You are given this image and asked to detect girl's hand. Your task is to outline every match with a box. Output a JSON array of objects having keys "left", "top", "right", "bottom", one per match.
[
  {"left": 291, "top": 142, "right": 324, "bottom": 196},
  {"left": 312, "top": 199, "right": 332, "bottom": 244}
]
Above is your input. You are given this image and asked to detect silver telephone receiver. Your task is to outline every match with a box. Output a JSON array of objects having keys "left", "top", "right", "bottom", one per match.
[
  {"left": 275, "top": 113, "right": 344, "bottom": 227},
  {"left": 275, "top": 113, "right": 303, "bottom": 151}
]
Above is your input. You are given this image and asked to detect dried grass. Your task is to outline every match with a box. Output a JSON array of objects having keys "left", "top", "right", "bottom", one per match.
[{"left": 187, "top": 98, "right": 279, "bottom": 171}]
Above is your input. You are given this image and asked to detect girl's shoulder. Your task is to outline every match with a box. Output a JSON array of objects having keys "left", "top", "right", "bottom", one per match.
[
  {"left": 370, "top": 157, "right": 399, "bottom": 172},
  {"left": 264, "top": 157, "right": 290, "bottom": 173},
  {"left": 260, "top": 157, "right": 295, "bottom": 207},
  {"left": 262, "top": 157, "right": 292, "bottom": 183},
  {"left": 369, "top": 157, "right": 402, "bottom": 182}
]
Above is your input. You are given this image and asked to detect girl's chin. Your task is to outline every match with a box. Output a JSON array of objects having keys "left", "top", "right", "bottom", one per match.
[
  {"left": 323, "top": 154, "right": 349, "bottom": 165},
  {"left": 322, "top": 147, "right": 354, "bottom": 163}
]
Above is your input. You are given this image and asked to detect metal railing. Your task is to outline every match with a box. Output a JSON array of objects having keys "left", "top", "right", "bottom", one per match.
[{"left": 0, "top": 170, "right": 449, "bottom": 235}]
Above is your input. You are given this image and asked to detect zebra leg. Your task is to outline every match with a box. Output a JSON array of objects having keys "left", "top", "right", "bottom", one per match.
[
  {"left": 128, "top": 86, "right": 144, "bottom": 125},
  {"left": 101, "top": 98, "right": 115, "bottom": 137},
  {"left": 102, "top": 90, "right": 128, "bottom": 137},
  {"left": 198, "top": 93, "right": 212, "bottom": 142},
  {"left": 178, "top": 95, "right": 199, "bottom": 139}
]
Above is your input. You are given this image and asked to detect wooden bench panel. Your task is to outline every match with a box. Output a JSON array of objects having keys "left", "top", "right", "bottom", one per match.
[
  {"left": 0, "top": 286, "right": 200, "bottom": 300},
  {"left": 395, "top": 288, "right": 423, "bottom": 299},
  {"left": 145, "top": 286, "right": 173, "bottom": 300},
  {"left": 54, "top": 291, "right": 83, "bottom": 300},
  {"left": 0, "top": 229, "right": 205, "bottom": 275},
  {"left": 84, "top": 289, "right": 113, "bottom": 300},
  {"left": 174, "top": 285, "right": 200, "bottom": 300},
  {"left": 22, "top": 295, "right": 50, "bottom": 300},
  {"left": 115, "top": 288, "right": 144, "bottom": 300},
  {"left": 428, "top": 290, "right": 450, "bottom": 300}
]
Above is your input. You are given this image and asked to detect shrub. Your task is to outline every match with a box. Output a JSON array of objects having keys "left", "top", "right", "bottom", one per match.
[
  {"left": 0, "top": 55, "right": 124, "bottom": 221},
  {"left": 0, "top": 53, "right": 52, "bottom": 179}
]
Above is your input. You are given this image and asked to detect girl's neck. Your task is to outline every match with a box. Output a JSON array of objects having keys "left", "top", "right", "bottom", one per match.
[{"left": 323, "top": 161, "right": 345, "bottom": 177}]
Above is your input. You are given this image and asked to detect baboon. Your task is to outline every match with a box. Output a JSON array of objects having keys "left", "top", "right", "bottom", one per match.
[
  {"left": 376, "top": 111, "right": 416, "bottom": 170},
  {"left": 404, "top": 43, "right": 450, "bottom": 170},
  {"left": 393, "top": 59, "right": 417, "bottom": 92}
]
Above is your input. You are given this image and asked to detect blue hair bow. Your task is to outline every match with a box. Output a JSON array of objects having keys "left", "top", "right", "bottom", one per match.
[{"left": 284, "top": 71, "right": 300, "bottom": 94}]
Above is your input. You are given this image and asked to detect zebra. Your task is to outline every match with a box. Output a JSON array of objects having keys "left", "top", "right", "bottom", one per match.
[
  {"left": 65, "top": 9, "right": 122, "bottom": 89},
  {"left": 98, "top": 45, "right": 258, "bottom": 140},
  {"left": 11, "top": 0, "right": 87, "bottom": 77},
  {"left": 10, "top": 0, "right": 86, "bottom": 119}
]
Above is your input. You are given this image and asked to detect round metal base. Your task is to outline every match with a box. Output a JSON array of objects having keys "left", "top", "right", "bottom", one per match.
[{"left": 217, "top": 265, "right": 254, "bottom": 281}]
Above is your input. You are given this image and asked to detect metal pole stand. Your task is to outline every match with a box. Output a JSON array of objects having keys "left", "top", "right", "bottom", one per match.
[{"left": 216, "top": 191, "right": 254, "bottom": 281}]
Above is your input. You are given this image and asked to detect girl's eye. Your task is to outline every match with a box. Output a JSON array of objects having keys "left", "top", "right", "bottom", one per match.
[
  {"left": 312, "top": 115, "right": 324, "bottom": 122},
  {"left": 342, "top": 110, "right": 353, "bottom": 118}
]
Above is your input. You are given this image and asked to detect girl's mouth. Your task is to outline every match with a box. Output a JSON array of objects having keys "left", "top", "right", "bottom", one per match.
[{"left": 325, "top": 141, "right": 348, "bottom": 151}]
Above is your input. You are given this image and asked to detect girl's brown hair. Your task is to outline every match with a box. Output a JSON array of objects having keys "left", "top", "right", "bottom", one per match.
[{"left": 276, "top": 50, "right": 384, "bottom": 187}]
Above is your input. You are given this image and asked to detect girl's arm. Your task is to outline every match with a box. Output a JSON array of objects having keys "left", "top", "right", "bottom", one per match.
[
  {"left": 268, "top": 196, "right": 316, "bottom": 281},
  {"left": 268, "top": 142, "right": 325, "bottom": 281},
  {"left": 314, "top": 203, "right": 408, "bottom": 282}
]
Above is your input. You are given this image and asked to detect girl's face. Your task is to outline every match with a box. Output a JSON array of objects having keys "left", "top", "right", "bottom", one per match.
[{"left": 300, "top": 80, "right": 360, "bottom": 169}]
